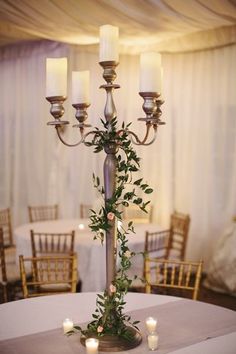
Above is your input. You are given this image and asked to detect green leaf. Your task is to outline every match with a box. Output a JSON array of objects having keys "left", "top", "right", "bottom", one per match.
[
  {"left": 133, "top": 198, "right": 142, "bottom": 205},
  {"left": 145, "top": 188, "right": 153, "bottom": 194},
  {"left": 133, "top": 178, "right": 143, "bottom": 185}
]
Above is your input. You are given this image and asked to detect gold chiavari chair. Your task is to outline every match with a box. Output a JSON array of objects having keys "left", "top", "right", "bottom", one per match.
[
  {"left": 0, "top": 228, "right": 8, "bottom": 302},
  {"left": 0, "top": 208, "right": 14, "bottom": 248},
  {"left": 0, "top": 228, "right": 20, "bottom": 302},
  {"left": 123, "top": 204, "right": 153, "bottom": 224},
  {"left": 145, "top": 211, "right": 190, "bottom": 262},
  {"left": 28, "top": 204, "right": 59, "bottom": 223},
  {"left": 145, "top": 258, "right": 203, "bottom": 300},
  {"left": 19, "top": 254, "right": 78, "bottom": 298},
  {"left": 30, "top": 230, "right": 75, "bottom": 257},
  {"left": 80, "top": 204, "right": 92, "bottom": 218}
]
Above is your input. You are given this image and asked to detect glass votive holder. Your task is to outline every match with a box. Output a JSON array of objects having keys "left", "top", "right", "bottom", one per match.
[
  {"left": 145, "top": 316, "right": 157, "bottom": 334},
  {"left": 148, "top": 333, "right": 159, "bottom": 351},
  {"left": 62, "top": 318, "right": 74, "bottom": 334},
  {"left": 85, "top": 338, "right": 99, "bottom": 354}
]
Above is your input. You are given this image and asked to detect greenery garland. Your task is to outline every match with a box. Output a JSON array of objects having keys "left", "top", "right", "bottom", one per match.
[{"left": 71, "top": 118, "right": 153, "bottom": 339}]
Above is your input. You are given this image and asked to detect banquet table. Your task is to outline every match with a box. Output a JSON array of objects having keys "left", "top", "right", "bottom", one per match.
[
  {"left": 14, "top": 219, "right": 164, "bottom": 292},
  {"left": 0, "top": 293, "right": 235, "bottom": 354}
]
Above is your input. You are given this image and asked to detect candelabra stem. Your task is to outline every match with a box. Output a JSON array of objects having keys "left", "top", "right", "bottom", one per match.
[
  {"left": 104, "top": 86, "right": 117, "bottom": 121},
  {"left": 100, "top": 61, "right": 120, "bottom": 295},
  {"left": 104, "top": 143, "right": 118, "bottom": 294}
]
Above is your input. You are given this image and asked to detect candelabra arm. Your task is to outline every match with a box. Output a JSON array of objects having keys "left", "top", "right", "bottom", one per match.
[
  {"left": 55, "top": 126, "right": 84, "bottom": 147},
  {"left": 55, "top": 127, "right": 104, "bottom": 148},
  {"left": 117, "top": 124, "right": 158, "bottom": 146}
]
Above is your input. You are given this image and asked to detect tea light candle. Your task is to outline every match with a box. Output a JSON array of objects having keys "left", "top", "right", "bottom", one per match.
[
  {"left": 63, "top": 318, "right": 74, "bottom": 334},
  {"left": 146, "top": 317, "right": 157, "bottom": 333},
  {"left": 148, "top": 333, "right": 159, "bottom": 351},
  {"left": 85, "top": 338, "right": 99, "bottom": 354}
]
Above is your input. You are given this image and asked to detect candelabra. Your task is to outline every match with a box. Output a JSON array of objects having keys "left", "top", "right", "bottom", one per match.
[{"left": 46, "top": 25, "right": 164, "bottom": 352}]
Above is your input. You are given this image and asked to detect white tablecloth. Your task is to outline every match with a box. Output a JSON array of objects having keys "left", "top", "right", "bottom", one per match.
[
  {"left": 14, "top": 219, "right": 163, "bottom": 292},
  {"left": 0, "top": 293, "right": 235, "bottom": 354}
]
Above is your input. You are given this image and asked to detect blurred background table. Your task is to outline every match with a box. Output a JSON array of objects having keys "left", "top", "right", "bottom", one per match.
[{"left": 14, "top": 219, "right": 163, "bottom": 291}]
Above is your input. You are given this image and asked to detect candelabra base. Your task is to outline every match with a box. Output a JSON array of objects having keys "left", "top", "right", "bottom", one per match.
[{"left": 80, "top": 326, "right": 142, "bottom": 352}]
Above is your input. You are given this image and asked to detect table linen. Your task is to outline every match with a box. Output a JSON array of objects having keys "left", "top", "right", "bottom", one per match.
[{"left": 0, "top": 295, "right": 236, "bottom": 354}]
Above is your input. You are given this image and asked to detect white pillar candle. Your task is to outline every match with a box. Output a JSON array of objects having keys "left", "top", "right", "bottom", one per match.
[
  {"left": 148, "top": 333, "right": 159, "bottom": 351},
  {"left": 63, "top": 318, "right": 74, "bottom": 334},
  {"left": 99, "top": 24, "right": 119, "bottom": 62},
  {"left": 72, "top": 70, "right": 90, "bottom": 104},
  {"left": 46, "top": 58, "right": 67, "bottom": 97},
  {"left": 85, "top": 338, "right": 99, "bottom": 354},
  {"left": 146, "top": 317, "right": 157, "bottom": 333},
  {"left": 140, "top": 52, "right": 162, "bottom": 93}
]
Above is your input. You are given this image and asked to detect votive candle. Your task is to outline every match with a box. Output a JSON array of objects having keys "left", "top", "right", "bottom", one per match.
[
  {"left": 85, "top": 338, "right": 99, "bottom": 354},
  {"left": 140, "top": 52, "right": 162, "bottom": 93},
  {"left": 148, "top": 333, "right": 159, "bottom": 351},
  {"left": 63, "top": 318, "right": 74, "bottom": 334},
  {"left": 99, "top": 24, "right": 119, "bottom": 62},
  {"left": 72, "top": 70, "right": 90, "bottom": 104},
  {"left": 46, "top": 57, "right": 67, "bottom": 97},
  {"left": 146, "top": 317, "right": 157, "bottom": 333}
]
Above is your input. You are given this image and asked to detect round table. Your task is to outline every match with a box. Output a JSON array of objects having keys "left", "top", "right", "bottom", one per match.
[
  {"left": 14, "top": 219, "right": 163, "bottom": 291},
  {"left": 0, "top": 293, "right": 235, "bottom": 353}
]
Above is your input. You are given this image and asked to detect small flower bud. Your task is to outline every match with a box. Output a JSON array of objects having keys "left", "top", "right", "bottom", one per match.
[
  {"left": 97, "top": 325, "right": 103, "bottom": 333},
  {"left": 109, "top": 284, "right": 116, "bottom": 293},
  {"left": 107, "top": 212, "right": 115, "bottom": 221}
]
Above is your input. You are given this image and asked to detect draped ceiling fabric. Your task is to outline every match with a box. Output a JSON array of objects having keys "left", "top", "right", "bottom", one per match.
[
  {"left": 0, "top": 0, "right": 235, "bottom": 53},
  {"left": 0, "top": 1, "right": 236, "bottom": 275}
]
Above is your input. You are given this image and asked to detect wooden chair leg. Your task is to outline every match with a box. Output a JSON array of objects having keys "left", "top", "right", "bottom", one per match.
[{"left": 2, "top": 282, "right": 8, "bottom": 302}]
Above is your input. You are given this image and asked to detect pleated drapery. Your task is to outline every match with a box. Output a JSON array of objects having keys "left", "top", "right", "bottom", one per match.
[
  {"left": 0, "top": 0, "right": 235, "bottom": 52},
  {"left": 0, "top": 40, "right": 235, "bottom": 269}
]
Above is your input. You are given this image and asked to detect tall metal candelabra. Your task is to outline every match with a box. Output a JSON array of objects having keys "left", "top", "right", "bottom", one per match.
[{"left": 46, "top": 60, "right": 164, "bottom": 350}]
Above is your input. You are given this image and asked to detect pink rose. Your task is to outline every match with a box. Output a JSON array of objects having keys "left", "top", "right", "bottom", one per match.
[
  {"left": 109, "top": 284, "right": 116, "bottom": 293},
  {"left": 97, "top": 326, "right": 103, "bottom": 333},
  {"left": 124, "top": 250, "right": 131, "bottom": 258},
  {"left": 107, "top": 212, "right": 115, "bottom": 221}
]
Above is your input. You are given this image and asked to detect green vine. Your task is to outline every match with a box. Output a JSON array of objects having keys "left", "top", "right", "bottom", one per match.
[{"left": 71, "top": 118, "right": 153, "bottom": 339}]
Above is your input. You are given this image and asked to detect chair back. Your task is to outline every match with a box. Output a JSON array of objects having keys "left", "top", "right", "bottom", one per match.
[
  {"left": 145, "top": 258, "right": 203, "bottom": 300},
  {"left": 28, "top": 204, "right": 58, "bottom": 223},
  {"left": 80, "top": 204, "right": 92, "bottom": 218},
  {"left": 167, "top": 212, "right": 190, "bottom": 260},
  {"left": 145, "top": 229, "right": 170, "bottom": 257},
  {"left": 0, "top": 208, "right": 14, "bottom": 247},
  {"left": 123, "top": 204, "right": 153, "bottom": 224},
  {"left": 30, "top": 230, "right": 75, "bottom": 257},
  {"left": 19, "top": 254, "right": 77, "bottom": 298},
  {"left": 0, "top": 228, "right": 8, "bottom": 302}
]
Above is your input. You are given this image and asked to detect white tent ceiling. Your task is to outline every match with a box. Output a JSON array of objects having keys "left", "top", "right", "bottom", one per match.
[{"left": 0, "top": 0, "right": 235, "bottom": 53}]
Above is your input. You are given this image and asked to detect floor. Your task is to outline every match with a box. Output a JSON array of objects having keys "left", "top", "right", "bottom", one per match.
[{"left": 198, "top": 281, "right": 236, "bottom": 311}]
